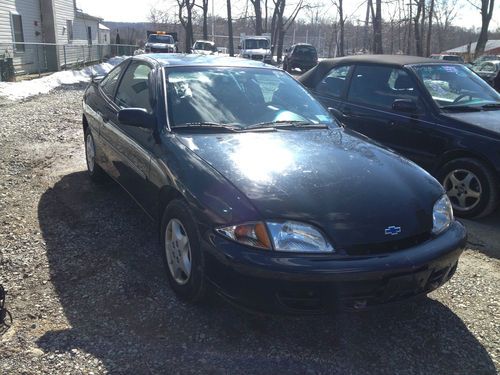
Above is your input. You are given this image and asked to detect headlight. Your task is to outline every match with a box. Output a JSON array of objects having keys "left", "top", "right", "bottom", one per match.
[
  {"left": 432, "top": 194, "right": 453, "bottom": 235},
  {"left": 216, "top": 221, "right": 334, "bottom": 253}
]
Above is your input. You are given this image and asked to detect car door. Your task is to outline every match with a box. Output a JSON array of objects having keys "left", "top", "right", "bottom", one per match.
[
  {"left": 311, "top": 64, "right": 352, "bottom": 121},
  {"left": 99, "top": 60, "right": 157, "bottom": 214},
  {"left": 342, "top": 64, "right": 441, "bottom": 169}
]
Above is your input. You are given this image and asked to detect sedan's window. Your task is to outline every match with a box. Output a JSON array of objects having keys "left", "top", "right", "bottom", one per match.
[
  {"left": 99, "top": 65, "right": 124, "bottom": 98},
  {"left": 115, "top": 62, "right": 153, "bottom": 112},
  {"left": 413, "top": 64, "right": 500, "bottom": 108},
  {"left": 480, "top": 63, "right": 496, "bottom": 72},
  {"left": 166, "top": 67, "right": 335, "bottom": 128},
  {"left": 347, "top": 65, "right": 421, "bottom": 110},
  {"left": 315, "top": 65, "right": 351, "bottom": 98}
]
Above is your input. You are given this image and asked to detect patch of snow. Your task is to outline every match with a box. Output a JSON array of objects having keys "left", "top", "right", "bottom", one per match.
[{"left": 0, "top": 56, "right": 129, "bottom": 101}]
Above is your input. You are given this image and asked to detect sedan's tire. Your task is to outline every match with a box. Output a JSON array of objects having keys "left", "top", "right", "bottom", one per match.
[
  {"left": 282, "top": 62, "right": 288, "bottom": 72},
  {"left": 84, "top": 128, "right": 106, "bottom": 183},
  {"left": 437, "top": 158, "right": 498, "bottom": 218},
  {"left": 160, "top": 199, "right": 206, "bottom": 303}
]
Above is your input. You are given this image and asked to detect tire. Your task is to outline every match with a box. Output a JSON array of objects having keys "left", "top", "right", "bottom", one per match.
[
  {"left": 282, "top": 62, "right": 288, "bottom": 71},
  {"left": 84, "top": 127, "right": 106, "bottom": 182},
  {"left": 160, "top": 199, "right": 206, "bottom": 303},
  {"left": 437, "top": 158, "right": 498, "bottom": 218}
]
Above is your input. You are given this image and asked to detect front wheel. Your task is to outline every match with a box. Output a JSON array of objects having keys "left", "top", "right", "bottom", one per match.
[
  {"left": 84, "top": 128, "right": 106, "bottom": 182},
  {"left": 160, "top": 199, "right": 206, "bottom": 302},
  {"left": 438, "top": 158, "right": 498, "bottom": 218}
]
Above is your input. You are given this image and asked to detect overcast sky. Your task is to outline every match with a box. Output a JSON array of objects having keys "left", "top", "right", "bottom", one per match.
[{"left": 76, "top": 0, "right": 499, "bottom": 30}]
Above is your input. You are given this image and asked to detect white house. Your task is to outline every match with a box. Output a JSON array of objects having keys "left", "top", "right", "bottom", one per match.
[
  {"left": 98, "top": 23, "right": 110, "bottom": 45},
  {"left": 0, "top": 0, "right": 103, "bottom": 75}
]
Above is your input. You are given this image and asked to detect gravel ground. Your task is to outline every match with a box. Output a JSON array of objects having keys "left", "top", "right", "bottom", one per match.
[{"left": 0, "top": 85, "right": 499, "bottom": 374}]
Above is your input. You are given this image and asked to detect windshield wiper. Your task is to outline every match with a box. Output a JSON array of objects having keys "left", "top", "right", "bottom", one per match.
[
  {"left": 245, "top": 120, "right": 328, "bottom": 130},
  {"left": 441, "top": 105, "right": 481, "bottom": 112},
  {"left": 171, "top": 122, "right": 241, "bottom": 132}
]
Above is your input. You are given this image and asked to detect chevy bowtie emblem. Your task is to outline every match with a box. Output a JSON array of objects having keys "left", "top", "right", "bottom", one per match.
[{"left": 385, "top": 226, "right": 401, "bottom": 235}]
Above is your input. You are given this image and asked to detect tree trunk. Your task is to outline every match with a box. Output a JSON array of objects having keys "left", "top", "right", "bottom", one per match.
[
  {"left": 426, "top": 0, "right": 435, "bottom": 56},
  {"left": 251, "top": 0, "right": 263, "bottom": 35},
  {"left": 475, "top": 0, "right": 495, "bottom": 58},
  {"left": 227, "top": 0, "right": 234, "bottom": 56},
  {"left": 363, "top": 0, "right": 371, "bottom": 52},
  {"left": 202, "top": 0, "right": 209, "bottom": 40},
  {"left": 414, "top": 0, "right": 423, "bottom": 56},
  {"left": 371, "top": 0, "right": 383, "bottom": 54},
  {"left": 338, "top": 0, "right": 345, "bottom": 56}
]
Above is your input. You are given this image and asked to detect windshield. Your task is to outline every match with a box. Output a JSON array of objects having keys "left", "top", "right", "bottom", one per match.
[
  {"left": 148, "top": 34, "right": 174, "bottom": 44},
  {"left": 194, "top": 42, "right": 214, "bottom": 51},
  {"left": 294, "top": 46, "right": 317, "bottom": 57},
  {"left": 412, "top": 64, "right": 500, "bottom": 109},
  {"left": 245, "top": 39, "right": 269, "bottom": 49},
  {"left": 165, "top": 67, "right": 335, "bottom": 129}
]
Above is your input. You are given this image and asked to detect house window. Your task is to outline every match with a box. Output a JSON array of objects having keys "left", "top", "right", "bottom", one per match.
[
  {"left": 66, "top": 20, "right": 73, "bottom": 42},
  {"left": 87, "top": 26, "right": 92, "bottom": 45},
  {"left": 11, "top": 13, "right": 25, "bottom": 52},
  {"left": 104, "top": 34, "right": 107, "bottom": 42}
]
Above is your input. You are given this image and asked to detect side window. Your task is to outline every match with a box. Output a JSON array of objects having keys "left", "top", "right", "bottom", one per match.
[
  {"left": 115, "top": 62, "right": 153, "bottom": 112},
  {"left": 315, "top": 65, "right": 351, "bottom": 98},
  {"left": 100, "top": 65, "right": 124, "bottom": 98},
  {"left": 348, "top": 65, "right": 421, "bottom": 110},
  {"left": 482, "top": 63, "right": 495, "bottom": 72}
]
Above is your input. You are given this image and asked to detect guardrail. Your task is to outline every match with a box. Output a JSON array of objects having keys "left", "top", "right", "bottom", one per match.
[{"left": 0, "top": 42, "right": 139, "bottom": 80}]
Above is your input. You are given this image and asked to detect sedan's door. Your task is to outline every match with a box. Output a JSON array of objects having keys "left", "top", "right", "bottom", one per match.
[
  {"left": 342, "top": 64, "right": 442, "bottom": 169},
  {"left": 100, "top": 61, "right": 158, "bottom": 215}
]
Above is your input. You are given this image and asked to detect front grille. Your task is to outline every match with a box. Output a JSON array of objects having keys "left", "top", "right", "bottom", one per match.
[
  {"left": 251, "top": 55, "right": 264, "bottom": 60},
  {"left": 151, "top": 47, "right": 173, "bottom": 53},
  {"left": 344, "top": 232, "right": 431, "bottom": 256}
]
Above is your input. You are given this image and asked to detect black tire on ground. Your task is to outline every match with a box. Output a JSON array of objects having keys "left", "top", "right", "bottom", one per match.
[
  {"left": 160, "top": 199, "right": 207, "bottom": 303},
  {"left": 84, "top": 127, "right": 106, "bottom": 183},
  {"left": 437, "top": 157, "right": 498, "bottom": 218},
  {"left": 282, "top": 62, "right": 288, "bottom": 71}
]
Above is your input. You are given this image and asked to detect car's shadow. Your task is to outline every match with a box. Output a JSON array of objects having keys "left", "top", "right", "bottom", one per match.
[{"left": 37, "top": 172, "right": 496, "bottom": 374}]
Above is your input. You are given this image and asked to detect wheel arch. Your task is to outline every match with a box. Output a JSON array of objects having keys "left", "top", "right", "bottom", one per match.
[{"left": 433, "top": 149, "right": 498, "bottom": 180}]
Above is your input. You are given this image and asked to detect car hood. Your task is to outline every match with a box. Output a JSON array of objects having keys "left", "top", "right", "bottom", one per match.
[
  {"left": 176, "top": 128, "right": 443, "bottom": 249},
  {"left": 443, "top": 110, "right": 500, "bottom": 135}
]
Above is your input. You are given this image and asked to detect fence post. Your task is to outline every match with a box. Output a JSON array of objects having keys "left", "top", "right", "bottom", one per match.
[{"left": 63, "top": 45, "right": 67, "bottom": 69}]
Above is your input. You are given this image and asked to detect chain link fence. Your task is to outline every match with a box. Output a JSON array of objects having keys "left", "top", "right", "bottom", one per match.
[{"left": 0, "top": 43, "right": 139, "bottom": 81}]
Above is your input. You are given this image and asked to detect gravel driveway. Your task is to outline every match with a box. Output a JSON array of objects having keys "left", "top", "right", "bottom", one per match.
[{"left": 0, "top": 85, "right": 498, "bottom": 374}]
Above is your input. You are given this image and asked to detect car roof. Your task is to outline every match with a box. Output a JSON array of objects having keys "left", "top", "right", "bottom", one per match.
[
  {"left": 299, "top": 54, "right": 459, "bottom": 87},
  {"left": 194, "top": 40, "right": 214, "bottom": 44},
  {"left": 135, "top": 53, "right": 277, "bottom": 69}
]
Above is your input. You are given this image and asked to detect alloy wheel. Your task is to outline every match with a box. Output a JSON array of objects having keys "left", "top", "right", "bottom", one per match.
[
  {"left": 164, "top": 218, "right": 192, "bottom": 285},
  {"left": 443, "top": 169, "right": 482, "bottom": 211}
]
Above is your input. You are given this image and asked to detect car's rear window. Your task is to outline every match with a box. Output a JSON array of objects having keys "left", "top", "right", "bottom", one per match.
[{"left": 294, "top": 46, "right": 316, "bottom": 57}]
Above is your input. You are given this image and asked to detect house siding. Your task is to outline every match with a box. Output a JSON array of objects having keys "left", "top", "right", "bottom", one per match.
[{"left": 0, "top": 0, "right": 44, "bottom": 74}]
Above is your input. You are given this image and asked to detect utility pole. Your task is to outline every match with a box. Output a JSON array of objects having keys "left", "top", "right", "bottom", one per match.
[{"left": 212, "top": 0, "right": 215, "bottom": 41}]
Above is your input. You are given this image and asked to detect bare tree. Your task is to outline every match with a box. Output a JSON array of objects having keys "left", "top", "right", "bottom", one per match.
[
  {"left": 227, "top": 0, "right": 235, "bottom": 56},
  {"left": 195, "top": 0, "right": 209, "bottom": 40},
  {"left": 468, "top": 0, "right": 495, "bottom": 57},
  {"left": 332, "top": 0, "right": 345, "bottom": 56},
  {"left": 370, "top": 0, "right": 383, "bottom": 54},
  {"left": 426, "top": 0, "right": 435, "bottom": 56},
  {"left": 434, "top": 0, "right": 458, "bottom": 52},
  {"left": 250, "top": 0, "right": 263, "bottom": 35},
  {"left": 270, "top": 0, "right": 306, "bottom": 62},
  {"left": 177, "top": 0, "right": 196, "bottom": 52},
  {"left": 414, "top": 0, "right": 425, "bottom": 56}
]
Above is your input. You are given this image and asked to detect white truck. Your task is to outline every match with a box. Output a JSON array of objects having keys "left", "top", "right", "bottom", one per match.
[{"left": 238, "top": 35, "right": 273, "bottom": 64}]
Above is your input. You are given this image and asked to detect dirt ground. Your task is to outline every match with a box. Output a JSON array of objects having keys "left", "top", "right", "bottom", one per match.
[{"left": 0, "top": 84, "right": 498, "bottom": 374}]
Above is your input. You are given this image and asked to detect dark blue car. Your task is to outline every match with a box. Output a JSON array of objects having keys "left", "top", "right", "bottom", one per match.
[
  {"left": 299, "top": 55, "right": 500, "bottom": 218},
  {"left": 82, "top": 54, "right": 466, "bottom": 314}
]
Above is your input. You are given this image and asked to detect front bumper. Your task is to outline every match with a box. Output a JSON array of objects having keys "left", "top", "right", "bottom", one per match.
[{"left": 202, "top": 221, "right": 466, "bottom": 314}]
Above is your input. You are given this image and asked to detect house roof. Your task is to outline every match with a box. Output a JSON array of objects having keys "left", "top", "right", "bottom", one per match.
[
  {"left": 445, "top": 40, "right": 500, "bottom": 54},
  {"left": 98, "top": 24, "right": 110, "bottom": 31},
  {"left": 75, "top": 11, "right": 103, "bottom": 22}
]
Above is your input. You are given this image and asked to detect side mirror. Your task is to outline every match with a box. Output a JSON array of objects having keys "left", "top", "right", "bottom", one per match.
[
  {"left": 91, "top": 75, "right": 104, "bottom": 84},
  {"left": 392, "top": 99, "right": 418, "bottom": 113},
  {"left": 118, "top": 108, "right": 156, "bottom": 129}
]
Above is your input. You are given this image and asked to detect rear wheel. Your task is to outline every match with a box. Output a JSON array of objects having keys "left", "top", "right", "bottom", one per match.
[
  {"left": 438, "top": 158, "right": 498, "bottom": 218},
  {"left": 84, "top": 128, "right": 106, "bottom": 182},
  {"left": 160, "top": 199, "right": 206, "bottom": 302}
]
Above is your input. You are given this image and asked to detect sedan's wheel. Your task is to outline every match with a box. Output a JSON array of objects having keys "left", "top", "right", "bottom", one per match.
[
  {"left": 165, "top": 219, "right": 192, "bottom": 285},
  {"left": 438, "top": 158, "right": 498, "bottom": 218},
  {"left": 84, "top": 128, "right": 106, "bottom": 182},
  {"left": 160, "top": 199, "right": 206, "bottom": 302}
]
